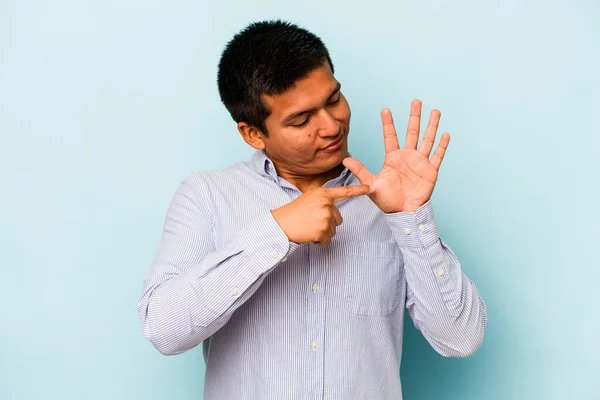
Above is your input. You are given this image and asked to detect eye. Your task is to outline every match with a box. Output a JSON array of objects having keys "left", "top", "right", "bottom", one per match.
[
  {"left": 328, "top": 93, "right": 341, "bottom": 106},
  {"left": 291, "top": 117, "right": 310, "bottom": 128}
]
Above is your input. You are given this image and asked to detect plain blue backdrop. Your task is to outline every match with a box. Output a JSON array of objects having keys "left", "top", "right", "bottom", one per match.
[{"left": 1, "top": 0, "right": 598, "bottom": 399}]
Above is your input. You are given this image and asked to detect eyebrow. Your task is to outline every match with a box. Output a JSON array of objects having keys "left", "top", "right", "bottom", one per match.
[{"left": 281, "top": 82, "right": 342, "bottom": 126}]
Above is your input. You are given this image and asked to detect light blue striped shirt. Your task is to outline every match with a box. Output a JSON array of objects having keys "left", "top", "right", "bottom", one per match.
[{"left": 138, "top": 149, "right": 487, "bottom": 399}]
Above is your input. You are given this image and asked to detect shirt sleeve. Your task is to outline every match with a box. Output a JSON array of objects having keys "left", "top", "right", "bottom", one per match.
[
  {"left": 137, "top": 174, "right": 299, "bottom": 355},
  {"left": 384, "top": 199, "right": 488, "bottom": 358}
]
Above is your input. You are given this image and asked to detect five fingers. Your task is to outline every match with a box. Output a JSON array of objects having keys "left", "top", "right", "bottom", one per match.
[
  {"left": 315, "top": 99, "right": 451, "bottom": 246},
  {"left": 383, "top": 99, "right": 450, "bottom": 165}
]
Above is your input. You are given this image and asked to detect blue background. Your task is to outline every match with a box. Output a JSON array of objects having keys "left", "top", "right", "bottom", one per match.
[{"left": 1, "top": 0, "right": 598, "bottom": 399}]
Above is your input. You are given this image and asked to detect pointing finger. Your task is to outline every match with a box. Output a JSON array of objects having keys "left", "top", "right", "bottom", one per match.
[{"left": 326, "top": 185, "right": 371, "bottom": 204}]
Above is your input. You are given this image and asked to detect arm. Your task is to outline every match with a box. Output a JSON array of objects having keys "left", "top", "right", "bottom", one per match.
[
  {"left": 137, "top": 174, "right": 298, "bottom": 355},
  {"left": 385, "top": 200, "right": 487, "bottom": 357},
  {"left": 341, "top": 100, "right": 486, "bottom": 357}
]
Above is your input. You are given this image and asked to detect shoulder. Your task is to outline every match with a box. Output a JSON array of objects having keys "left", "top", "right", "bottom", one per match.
[
  {"left": 176, "top": 160, "right": 257, "bottom": 202},
  {"left": 181, "top": 161, "right": 252, "bottom": 189}
]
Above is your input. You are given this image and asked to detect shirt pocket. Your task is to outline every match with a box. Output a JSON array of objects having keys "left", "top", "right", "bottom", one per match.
[{"left": 342, "top": 240, "right": 401, "bottom": 316}]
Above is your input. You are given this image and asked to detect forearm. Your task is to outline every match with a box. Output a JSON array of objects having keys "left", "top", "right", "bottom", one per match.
[
  {"left": 386, "top": 200, "right": 487, "bottom": 357},
  {"left": 139, "top": 224, "right": 293, "bottom": 355},
  {"left": 401, "top": 239, "right": 487, "bottom": 357},
  {"left": 139, "top": 248, "right": 285, "bottom": 354}
]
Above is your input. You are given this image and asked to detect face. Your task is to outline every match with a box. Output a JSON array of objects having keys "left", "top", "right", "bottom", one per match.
[{"left": 255, "top": 63, "right": 351, "bottom": 178}]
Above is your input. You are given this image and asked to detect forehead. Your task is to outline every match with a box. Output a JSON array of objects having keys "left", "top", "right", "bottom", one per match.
[{"left": 263, "top": 64, "right": 339, "bottom": 118}]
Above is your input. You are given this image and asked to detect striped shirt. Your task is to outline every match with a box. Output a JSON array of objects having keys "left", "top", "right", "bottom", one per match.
[{"left": 137, "top": 149, "right": 487, "bottom": 400}]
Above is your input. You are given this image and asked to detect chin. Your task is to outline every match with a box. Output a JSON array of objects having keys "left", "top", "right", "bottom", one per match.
[{"left": 325, "top": 144, "right": 349, "bottom": 168}]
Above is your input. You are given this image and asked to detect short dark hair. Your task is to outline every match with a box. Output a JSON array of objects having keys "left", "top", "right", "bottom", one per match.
[{"left": 217, "top": 20, "right": 334, "bottom": 135}]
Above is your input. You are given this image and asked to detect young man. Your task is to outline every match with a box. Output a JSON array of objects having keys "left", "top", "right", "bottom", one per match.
[{"left": 138, "top": 20, "right": 487, "bottom": 400}]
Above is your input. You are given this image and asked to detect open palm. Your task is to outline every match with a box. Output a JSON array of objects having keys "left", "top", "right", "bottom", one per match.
[{"left": 342, "top": 99, "right": 450, "bottom": 213}]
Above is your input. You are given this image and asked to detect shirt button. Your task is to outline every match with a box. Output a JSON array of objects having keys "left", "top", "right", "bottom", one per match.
[
  {"left": 281, "top": 256, "right": 288, "bottom": 262},
  {"left": 231, "top": 287, "right": 239, "bottom": 296},
  {"left": 270, "top": 250, "right": 279, "bottom": 258},
  {"left": 312, "top": 284, "right": 319, "bottom": 293},
  {"left": 418, "top": 224, "right": 425, "bottom": 231},
  {"left": 404, "top": 227, "right": 411, "bottom": 235},
  {"left": 437, "top": 268, "right": 445, "bottom": 276},
  {"left": 311, "top": 340, "right": 318, "bottom": 350}
]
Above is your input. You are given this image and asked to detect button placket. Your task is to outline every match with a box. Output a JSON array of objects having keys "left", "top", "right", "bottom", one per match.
[{"left": 305, "top": 243, "right": 326, "bottom": 395}]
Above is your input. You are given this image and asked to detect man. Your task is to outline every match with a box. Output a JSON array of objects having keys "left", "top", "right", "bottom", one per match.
[{"left": 138, "top": 20, "right": 487, "bottom": 400}]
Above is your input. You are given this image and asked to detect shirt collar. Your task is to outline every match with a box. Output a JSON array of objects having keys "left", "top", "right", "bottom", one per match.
[{"left": 250, "top": 149, "right": 355, "bottom": 187}]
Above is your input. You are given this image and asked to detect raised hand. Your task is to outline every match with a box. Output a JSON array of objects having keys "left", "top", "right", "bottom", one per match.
[
  {"left": 343, "top": 99, "right": 450, "bottom": 213},
  {"left": 271, "top": 185, "right": 371, "bottom": 246}
]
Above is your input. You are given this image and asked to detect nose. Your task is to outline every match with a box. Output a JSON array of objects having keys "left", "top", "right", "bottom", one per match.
[{"left": 316, "top": 108, "right": 340, "bottom": 138}]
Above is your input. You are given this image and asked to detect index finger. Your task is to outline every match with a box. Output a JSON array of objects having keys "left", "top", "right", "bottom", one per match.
[{"left": 324, "top": 185, "right": 371, "bottom": 203}]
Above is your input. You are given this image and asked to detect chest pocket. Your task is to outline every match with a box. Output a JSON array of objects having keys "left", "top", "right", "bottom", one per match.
[{"left": 342, "top": 240, "right": 402, "bottom": 316}]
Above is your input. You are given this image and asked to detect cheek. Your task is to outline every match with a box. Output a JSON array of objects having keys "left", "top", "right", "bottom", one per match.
[
  {"left": 282, "top": 132, "right": 314, "bottom": 153},
  {"left": 336, "top": 97, "right": 351, "bottom": 123}
]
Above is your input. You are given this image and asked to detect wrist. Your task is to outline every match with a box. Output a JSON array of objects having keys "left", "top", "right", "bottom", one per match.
[
  {"left": 270, "top": 208, "right": 295, "bottom": 243},
  {"left": 386, "top": 199, "right": 430, "bottom": 214},
  {"left": 393, "top": 207, "right": 419, "bottom": 213},
  {"left": 385, "top": 205, "right": 419, "bottom": 214}
]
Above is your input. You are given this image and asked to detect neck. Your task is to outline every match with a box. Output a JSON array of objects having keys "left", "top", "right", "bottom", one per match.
[{"left": 277, "top": 163, "right": 345, "bottom": 193}]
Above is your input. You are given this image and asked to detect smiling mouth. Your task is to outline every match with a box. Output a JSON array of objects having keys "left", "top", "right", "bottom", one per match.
[{"left": 322, "top": 135, "right": 344, "bottom": 150}]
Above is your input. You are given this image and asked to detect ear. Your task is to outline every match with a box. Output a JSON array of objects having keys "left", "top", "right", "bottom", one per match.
[{"left": 238, "top": 122, "right": 266, "bottom": 150}]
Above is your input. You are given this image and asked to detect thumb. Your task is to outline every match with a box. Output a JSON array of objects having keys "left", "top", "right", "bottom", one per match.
[{"left": 342, "top": 157, "right": 374, "bottom": 186}]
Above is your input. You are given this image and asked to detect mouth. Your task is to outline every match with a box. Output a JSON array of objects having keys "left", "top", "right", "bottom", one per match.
[{"left": 321, "top": 135, "right": 344, "bottom": 151}]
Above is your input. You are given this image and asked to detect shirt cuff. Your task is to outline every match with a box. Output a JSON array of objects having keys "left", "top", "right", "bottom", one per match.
[
  {"left": 237, "top": 210, "right": 300, "bottom": 275},
  {"left": 384, "top": 199, "right": 440, "bottom": 248}
]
